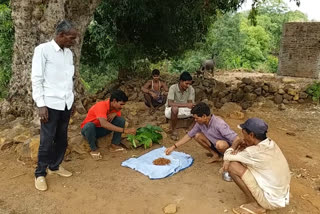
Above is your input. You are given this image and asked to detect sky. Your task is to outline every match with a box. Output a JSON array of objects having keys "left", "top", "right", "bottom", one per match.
[{"left": 238, "top": 0, "right": 320, "bottom": 21}]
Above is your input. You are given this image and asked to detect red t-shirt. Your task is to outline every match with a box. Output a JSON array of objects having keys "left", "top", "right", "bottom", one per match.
[{"left": 80, "top": 99, "right": 121, "bottom": 129}]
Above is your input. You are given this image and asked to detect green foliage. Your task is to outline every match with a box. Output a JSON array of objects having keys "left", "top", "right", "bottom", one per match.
[
  {"left": 306, "top": 82, "right": 320, "bottom": 102},
  {"left": 80, "top": 0, "right": 245, "bottom": 89},
  {"left": 127, "top": 124, "right": 163, "bottom": 149},
  {"left": 0, "top": 3, "right": 13, "bottom": 98},
  {"left": 167, "top": 0, "right": 307, "bottom": 74}
]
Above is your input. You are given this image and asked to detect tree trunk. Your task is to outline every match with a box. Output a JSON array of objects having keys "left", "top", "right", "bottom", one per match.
[{"left": 5, "top": 0, "right": 101, "bottom": 118}]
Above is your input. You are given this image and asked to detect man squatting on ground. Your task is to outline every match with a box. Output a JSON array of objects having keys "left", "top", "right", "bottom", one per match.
[
  {"left": 165, "top": 102, "right": 241, "bottom": 163},
  {"left": 81, "top": 90, "right": 136, "bottom": 160},
  {"left": 141, "top": 69, "right": 169, "bottom": 114},
  {"left": 223, "top": 118, "right": 291, "bottom": 214}
]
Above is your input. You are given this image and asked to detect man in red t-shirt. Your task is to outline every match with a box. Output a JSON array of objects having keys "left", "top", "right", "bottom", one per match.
[{"left": 81, "top": 90, "right": 136, "bottom": 159}]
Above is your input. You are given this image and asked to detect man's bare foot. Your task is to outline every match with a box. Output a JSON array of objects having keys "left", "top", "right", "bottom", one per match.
[
  {"left": 232, "top": 203, "right": 266, "bottom": 214},
  {"left": 205, "top": 156, "right": 222, "bottom": 164}
]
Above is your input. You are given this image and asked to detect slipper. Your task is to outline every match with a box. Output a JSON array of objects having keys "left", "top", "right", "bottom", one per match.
[
  {"left": 109, "top": 145, "right": 126, "bottom": 153},
  {"left": 90, "top": 152, "right": 102, "bottom": 160},
  {"left": 233, "top": 204, "right": 266, "bottom": 214}
]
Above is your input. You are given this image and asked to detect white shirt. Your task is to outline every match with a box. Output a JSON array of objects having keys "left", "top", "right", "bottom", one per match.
[
  {"left": 224, "top": 138, "right": 291, "bottom": 208},
  {"left": 31, "top": 40, "right": 74, "bottom": 110}
]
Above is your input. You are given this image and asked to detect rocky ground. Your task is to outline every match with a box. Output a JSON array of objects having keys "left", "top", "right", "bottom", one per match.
[{"left": 0, "top": 72, "right": 320, "bottom": 214}]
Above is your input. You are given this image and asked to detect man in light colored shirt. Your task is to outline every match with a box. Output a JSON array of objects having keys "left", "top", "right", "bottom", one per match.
[
  {"left": 31, "top": 20, "right": 78, "bottom": 191},
  {"left": 223, "top": 118, "right": 291, "bottom": 214},
  {"left": 165, "top": 102, "right": 241, "bottom": 163},
  {"left": 165, "top": 71, "right": 195, "bottom": 140}
]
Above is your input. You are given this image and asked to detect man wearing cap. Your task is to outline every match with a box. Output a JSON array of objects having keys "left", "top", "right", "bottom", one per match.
[
  {"left": 165, "top": 102, "right": 241, "bottom": 163},
  {"left": 223, "top": 118, "right": 291, "bottom": 214}
]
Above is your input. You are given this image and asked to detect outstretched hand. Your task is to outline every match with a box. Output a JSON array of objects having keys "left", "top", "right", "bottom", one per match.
[{"left": 165, "top": 146, "right": 175, "bottom": 155}]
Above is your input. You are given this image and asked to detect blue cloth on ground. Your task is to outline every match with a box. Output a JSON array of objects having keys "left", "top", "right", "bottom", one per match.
[{"left": 121, "top": 147, "right": 193, "bottom": 179}]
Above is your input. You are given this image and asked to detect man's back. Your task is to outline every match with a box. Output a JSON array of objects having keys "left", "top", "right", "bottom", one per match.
[{"left": 243, "top": 139, "right": 290, "bottom": 207}]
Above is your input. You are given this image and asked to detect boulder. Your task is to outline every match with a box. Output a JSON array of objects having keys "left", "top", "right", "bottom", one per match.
[
  {"left": 244, "top": 93, "right": 257, "bottom": 102},
  {"left": 279, "top": 104, "right": 286, "bottom": 111},
  {"left": 242, "top": 78, "right": 253, "bottom": 85},
  {"left": 243, "top": 85, "right": 254, "bottom": 93},
  {"left": 283, "top": 99, "right": 289, "bottom": 104},
  {"left": 274, "top": 94, "right": 283, "bottom": 104},
  {"left": 287, "top": 88, "right": 298, "bottom": 96},
  {"left": 299, "top": 92, "right": 308, "bottom": 99},
  {"left": 240, "top": 101, "right": 252, "bottom": 110},
  {"left": 254, "top": 87, "right": 262, "bottom": 95},
  {"left": 262, "top": 85, "right": 269, "bottom": 92},
  {"left": 278, "top": 89, "right": 285, "bottom": 95},
  {"left": 283, "top": 94, "right": 293, "bottom": 101},
  {"left": 228, "top": 111, "right": 245, "bottom": 120},
  {"left": 282, "top": 77, "right": 296, "bottom": 83},
  {"left": 220, "top": 102, "right": 242, "bottom": 112},
  {"left": 268, "top": 83, "right": 278, "bottom": 93}
]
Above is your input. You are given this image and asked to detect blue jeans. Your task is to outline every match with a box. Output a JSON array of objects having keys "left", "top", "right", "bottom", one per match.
[{"left": 81, "top": 116, "right": 125, "bottom": 151}]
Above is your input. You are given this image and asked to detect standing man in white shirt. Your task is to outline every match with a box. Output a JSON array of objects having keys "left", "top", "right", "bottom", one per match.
[
  {"left": 31, "top": 20, "right": 78, "bottom": 191},
  {"left": 223, "top": 118, "right": 291, "bottom": 214}
]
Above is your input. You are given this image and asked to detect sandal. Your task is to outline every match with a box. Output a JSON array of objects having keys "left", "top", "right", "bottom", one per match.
[
  {"left": 90, "top": 151, "right": 102, "bottom": 160},
  {"left": 109, "top": 144, "right": 126, "bottom": 153},
  {"left": 233, "top": 204, "right": 266, "bottom": 214}
]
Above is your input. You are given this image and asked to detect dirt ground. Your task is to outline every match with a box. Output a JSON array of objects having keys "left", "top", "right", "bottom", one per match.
[{"left": 1, "top": 79, "right": 320, "bottom": 214}]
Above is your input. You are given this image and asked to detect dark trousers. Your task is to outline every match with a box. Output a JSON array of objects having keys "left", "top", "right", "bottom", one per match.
[
  {"left": 35, "top": 107, "right": 71, "bottom": 178},
  {"left": 81, "top": 116, "right": 125, "bottom": 151}
]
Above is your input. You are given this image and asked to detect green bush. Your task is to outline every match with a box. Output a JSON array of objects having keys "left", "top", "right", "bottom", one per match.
[{"left": 306, "top": 82, "right": 320, "bottom": 102}]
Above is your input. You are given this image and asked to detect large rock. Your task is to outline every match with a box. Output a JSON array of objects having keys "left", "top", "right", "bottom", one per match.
[
  {"left": 254, "top": 87, "right": 262, "bottom": 95},
  {"left": 283, "top": 94, "right": 293, "bottom": 101},
  {"left": 19, "top": 135, "right": 40, "bottom": 161},
  {"left": 220, "top": 102, "right": 242, "bottom": 113},
  {"left": 244, "top": 93, "right": 257, "bottom": 102},
  {"left": 242, "top": 78, "right": 253, "bottom": 85},
  {"left": 240, "top": 101, "right": 252, "bottom": 110},
  {"left": 268, "top": 83, "right": 278, "bottom": 93},
  {"left": 274, "top": 94, "right": 283, "bottom": 104},
  {"left": 243, "top": 85, "right": 254, "bottom": 93},
  {"left": 228, "top": 111, "right": 245, "bottom": 120},
  {"left": 299, "top": 92, "right": 308, "bottom": 99},
  {"left": 287, "top": 88, "right": 298, "bottom": 96}
]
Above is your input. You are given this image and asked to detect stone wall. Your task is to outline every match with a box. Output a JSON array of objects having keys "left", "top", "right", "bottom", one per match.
[
  {"left": 278, "top": 22, "right": 320, "bottom": 78},
  {"left": 81, "top": 75, "right": 312, "bottom": 112}
]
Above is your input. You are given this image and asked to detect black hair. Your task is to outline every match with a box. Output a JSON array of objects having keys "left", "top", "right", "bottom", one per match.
[
  {"left": 179, "top": 71, "right": 192, "bottom": 81},
  {"left": 152, "top": 69, "right": 160, "bottom": 76},
  {"left": 110, "top": 89, "right": 128, "bottom": 102},
  {"left": 191, "top": 102, "right": 210, "bottom": 117},
  {"left": 243, "top": 128, "right": 267, "bottom": 141}
]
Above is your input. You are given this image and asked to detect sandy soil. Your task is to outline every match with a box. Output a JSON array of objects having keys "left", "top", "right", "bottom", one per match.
[{"left": 1, "top": 101, "right": 320, "bottom": 214}]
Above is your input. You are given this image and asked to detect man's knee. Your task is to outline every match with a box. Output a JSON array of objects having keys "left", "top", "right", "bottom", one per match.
[
  {"left": 216, "top": 140, "right": 229, "bottom": 151},
  {"left": 81, "top": 122, "right": 96, "bottom": 136},
  {"left": 227, "top": 161, "right": 247, "bottom": 177},
  {"left": 194, "top": 132, "right": 205, "bottom": 141},
  {"left": 113, "top": 116, "right": 125, "bottom": 127},
  {"left": 171, "top": 106, "right": 178, "bottom": 115}
]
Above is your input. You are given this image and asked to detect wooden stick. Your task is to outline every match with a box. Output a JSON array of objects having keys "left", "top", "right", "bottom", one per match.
[{"left": 9, "top": 172, "right": 27, "bottom": 179}]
